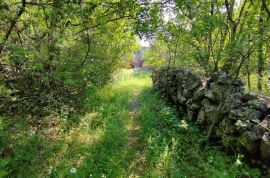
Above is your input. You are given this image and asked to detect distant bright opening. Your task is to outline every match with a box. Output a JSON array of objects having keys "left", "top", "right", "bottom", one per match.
[{"left": 139, "top": 39, "right": 150, "bottom": 47}]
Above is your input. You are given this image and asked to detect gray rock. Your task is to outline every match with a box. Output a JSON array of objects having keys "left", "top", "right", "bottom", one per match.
[
  {"left": 241, "top": 92, "right": 259, "bottom": 101},
  {"left": 197, "top": 108, "right": 207, "bottom": 125},
  {"left": 240, "top": 132, "right": 260, "bottom": 154},
  {"left": 177, "top": 94, "right": 186, "bottom": 104},
  {"left": 183, "top": 89, "right": 192, "bottom": 98},
  {"left": 229, "top": 109, "right": 244, "bottom": 119},
  {"left": 260, "top": 132, "right": 270, "bottom": 161},
  {"left": 152, "top": 67, "right": 270, "bottom": 166},
  {"left": 201, "top": 98, "right": 211, "bottom": 108},
  {"left": 205, "top": 90, "right": 214, "bottom": 100},
  {"left": 232, "top": 78, "right": 246, "bottom": 86},
  {"left": 188, "top": 103, "right": 201, "bottom": 110},
  {"left": 247, "top": 99, "right": 268, "bottom": 113},
  {"left": 191, "top": 87, "right": 206, "bottom": 102},
  {"left": 260, "top": 117, "right": 270, "bottom": 132}
]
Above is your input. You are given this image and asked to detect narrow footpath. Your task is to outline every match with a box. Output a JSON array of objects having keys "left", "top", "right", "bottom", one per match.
[{"left": 15, "top": 69, "right": 261, "bottom": 177}]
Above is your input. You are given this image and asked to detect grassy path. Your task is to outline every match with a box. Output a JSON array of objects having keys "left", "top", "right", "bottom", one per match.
[
  {"left": 127, "top": 88, "right": 146, "bottom": 176},
  {"left": 1, "top": 69, "right": 261, "bottom": 177}
]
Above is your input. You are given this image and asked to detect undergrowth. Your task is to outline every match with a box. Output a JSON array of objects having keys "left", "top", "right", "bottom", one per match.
[
  {"left": 137, "top": 86, "right": 261, "bottom": 177},
  {"left": 0, "top": 69, "right": 261, "bottom": 177}
]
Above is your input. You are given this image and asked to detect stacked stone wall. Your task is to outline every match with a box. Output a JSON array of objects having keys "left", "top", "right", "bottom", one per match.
[{"left": 152, "top": 68, "right": 270, "bottom": 165}]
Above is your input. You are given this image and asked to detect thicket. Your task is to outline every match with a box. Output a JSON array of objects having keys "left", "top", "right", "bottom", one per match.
[
  {"left": 1, "top": 0, "right": 270, "bottom": 176},
  {"left": 0, "top": 1, "right": 143, "bottom": 175},
  {"left": 0, "top": 0, "right": 143, "bottom": 117},
  {"left": 142, "top": 0, "right": 270, "bottom": 94}
]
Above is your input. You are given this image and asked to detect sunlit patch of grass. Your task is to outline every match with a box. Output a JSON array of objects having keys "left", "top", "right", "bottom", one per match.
[
  {"left": 137, "top": 85, "right": 261, "bottom": 177},
  {"left": 1, "top": 69, "right": 262, "bottom": 177},
  {"left": 41, "top": 69, "right": 153, "bottom": 177}
]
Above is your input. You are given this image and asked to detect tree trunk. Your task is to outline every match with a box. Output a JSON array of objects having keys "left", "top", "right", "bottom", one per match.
[
  {"left": 257, "top": 8, "right": 264, "bottom": 91},
  {"left": 246, "top": 57, "right": 251, "bottom": 92}
]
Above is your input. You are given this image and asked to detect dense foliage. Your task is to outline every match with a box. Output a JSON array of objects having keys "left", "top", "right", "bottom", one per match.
[
  {"left": 0, "top": 0, "right": 141, "bottom": 116},
  {"left": 1, "top": 70, "right": 262, "bottom": 177},
  {"left": 142, "top": 0, "right": 270, "bottom": 93},
  {"left": 1, "top": 0, "right": 270, "bottom": 177},
  {"left": 0, "top": 1, "right": 141, "bottom": 176}
]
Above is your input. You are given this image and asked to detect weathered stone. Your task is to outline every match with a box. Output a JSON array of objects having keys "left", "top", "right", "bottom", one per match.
[
  {"left": 186, "top": 80, "right": 201, "bottom": 92},
  {"left": 216, "top": 117, "right": 238, "bottom": 148},
  {"left": 185, "top": 72, "right": 202, "bottom": 91},
  {"left": 229, "top": 107, "right": 263, "bottom": 122},
  {"left": 253, "top": 125, "right": 266, "bottom": 138},
  {"left": 216, "top": 117, "right": 235, "bottom": 136},
  {"left": 205, "top": 90, "right": 214, "bottom": 100},
  {"left": 223, "top": 95, "right": 242, "bottom": 110},
  {"left": 197, "top": 108, "right": 206, "bottom": 126},
  {"left": 240, "top": 131, "right": 260, "bottom": 155},
  {"left": 260, "top": 117, "right": 270, "bottom": 131},
  {"left": 180, "top": 68, "right": 189, "bottom": 75},
  {"left": 191, "top": 103, "right": 201, "bottom": 110},
  {"left": 177, "top": 94, "right": 186, "bottom": 104},
  {"left": 209, "top": 82, "right": 219, "bottom": 90},
  {"left": 229, "top": 109, "right": 244, "bottom": 119},
  {"left": 211, "top": 71, "right": 227, "bottom": 81},
  {"left": 190, "top": 87, "right": 205, "bottom": 102},
  {"left": 232, "top": 78, "right": 246, "bottom": 86},
  {"left": 201, "top": 98, "right": 210, "bottom": 108},
  {"left": 187, "top": 110, "right": 196, "bottom": 121},
  {"left": 246, "top": 99, "right": 268, "bottom": 114},
  {"left": 260, "top": 132, "right": 270, "bottom": 162},
  {"left": 183, "top": 89, "right": 192, "bottom": 98},
  {"left": 241, "top": 92, "right": 259, "bottom": 101},
  {"left": 152, "top": 67, "right": 270, "bottom": 166},
  {"left": 235, "top": 120, "right": 253, "bottom": 133}
]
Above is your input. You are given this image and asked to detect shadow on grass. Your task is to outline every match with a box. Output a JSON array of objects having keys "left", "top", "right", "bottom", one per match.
[
  {"left": 0, "top": 69, "right": 262, "bottom": 178},
  {"left": 135, "top": 87, "right": 262, "bottom": 178},
  {"left": 47, "top": 83, "right": 147, "bottom": 177}
]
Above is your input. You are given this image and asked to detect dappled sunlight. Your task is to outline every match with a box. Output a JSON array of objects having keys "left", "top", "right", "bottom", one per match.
[
  {"left": 2, "top": 0, "right": 268, "bottom": 175},
  {"left": 125, "top": 122, "right": 141, "bottom": 132},
  {"left": 65, "top": 129, "right": 102, "bottom": 145},
  {"left": 1, "top": 69, "right": 261, "bottom": 177},
  {"left": 155, "top": 146, "right": 171, "bottom": 175},
  {"left": 179, "top": 120, "right": 189, "bottom": 129},
  {"left": 46, "top": 69, "right": 153, "bottom": 177}
]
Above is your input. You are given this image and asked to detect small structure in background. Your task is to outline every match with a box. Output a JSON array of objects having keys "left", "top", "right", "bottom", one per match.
[{"left": 130, "top": 47, "right": 147, "bottom": 68}]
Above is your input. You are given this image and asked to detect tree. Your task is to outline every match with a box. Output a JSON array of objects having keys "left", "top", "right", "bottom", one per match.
[{"left": 0, "top": 0, "right": 141, "bottom": 115}]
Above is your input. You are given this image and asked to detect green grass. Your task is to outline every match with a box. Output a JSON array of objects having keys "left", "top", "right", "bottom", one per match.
[
  {"left": 136, "top": 86, "right": 261, "bottom": 177},
  {"left": 0, "top": 69, "right": 261, "bottom": 177}
]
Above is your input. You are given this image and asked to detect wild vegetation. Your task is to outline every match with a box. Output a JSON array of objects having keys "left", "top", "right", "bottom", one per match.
[
  {"left": 0, "top": 0, "right": 270, "bottom": 177},
  {"left": 0, "top": 70, "right": 261, "bottom": 177},
  {"left": 142, "top": 0, "right": 270, "bottom": 94}
]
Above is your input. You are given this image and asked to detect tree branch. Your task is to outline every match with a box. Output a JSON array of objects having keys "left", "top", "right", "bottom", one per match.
[
  {"left": 262, "top": 0, "right": 270, "bottom": 20},
  {"left": 74, "top": 15, "right": 133, "bottom": 35},
  {"left": 0, "top": 0, "right": 26, "bottom": 54},
  {"left": 224, "top": 0, "right": 234, "bottom": 23},
  {"left": 237, "top": 0, "right": 248, "bottom": 23}
]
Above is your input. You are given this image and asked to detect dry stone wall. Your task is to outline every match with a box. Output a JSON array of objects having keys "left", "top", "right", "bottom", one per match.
[{"left": 152, "top": 68, "right": 270, "bottom": 165}]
